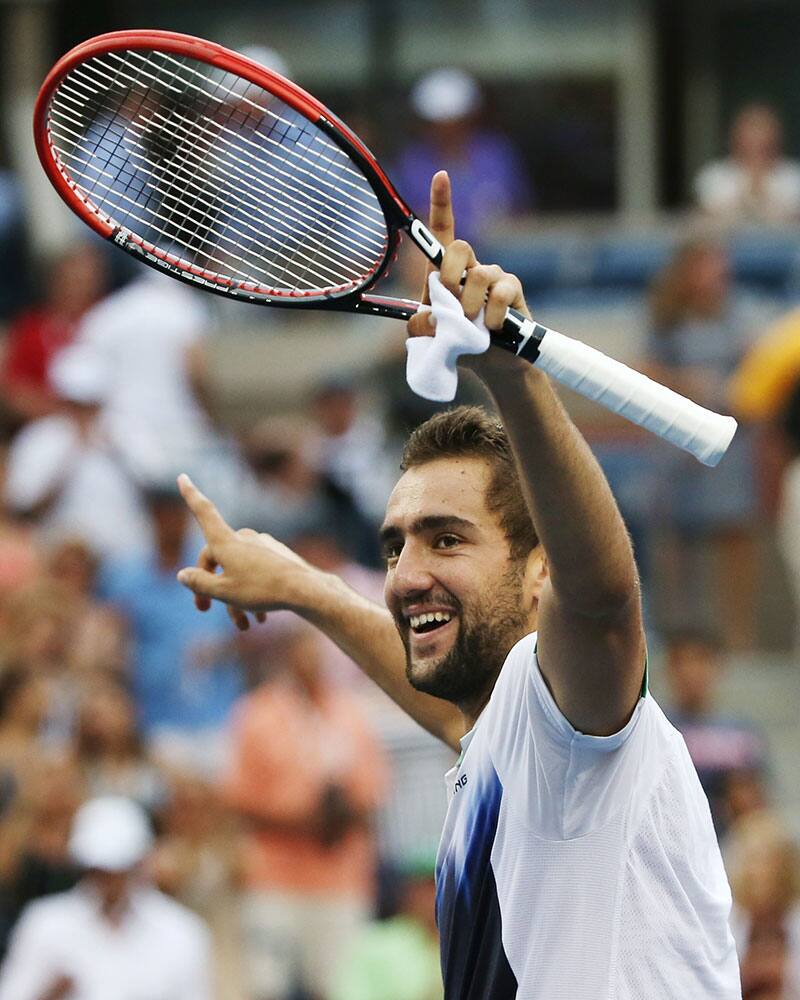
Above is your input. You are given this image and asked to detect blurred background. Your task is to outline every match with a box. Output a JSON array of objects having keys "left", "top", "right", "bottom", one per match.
[{"left": 1, "top": 1, "right": 800, "bottom": 998}]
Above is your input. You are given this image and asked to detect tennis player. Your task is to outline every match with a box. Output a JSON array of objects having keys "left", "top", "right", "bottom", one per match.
[{"left": 176, "top": 174, "right": 741, "bottom": 998}]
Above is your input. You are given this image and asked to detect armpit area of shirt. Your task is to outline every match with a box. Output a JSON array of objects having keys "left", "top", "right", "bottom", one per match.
[{"left": 530, "top": 639, "right": 646, "bottom": 753}]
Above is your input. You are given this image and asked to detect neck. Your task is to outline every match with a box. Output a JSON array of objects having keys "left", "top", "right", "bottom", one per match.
[{"left": 458, "top": 687, "right": 494, "bottom": 732}]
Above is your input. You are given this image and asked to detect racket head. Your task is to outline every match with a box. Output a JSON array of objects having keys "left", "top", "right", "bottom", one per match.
[{"left": 34, "top": 30, "right": 414, "bottom": 308}]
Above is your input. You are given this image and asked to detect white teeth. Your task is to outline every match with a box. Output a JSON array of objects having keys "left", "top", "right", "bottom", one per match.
[{"left": 409, "top": 611, "right": 453, "bottom": 630}]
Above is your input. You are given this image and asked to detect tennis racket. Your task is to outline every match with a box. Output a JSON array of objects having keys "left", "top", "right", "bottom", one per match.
[{"left": 34, "top": 29, "right": 736, "bottom": 466}]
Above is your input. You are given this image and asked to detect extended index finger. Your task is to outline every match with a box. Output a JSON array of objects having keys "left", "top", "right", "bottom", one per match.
[
  {"left": 177, "top": 474, "right": 234, "bottom": 546},
  {"left": 420, "top": 170, "right": 454, "bottom": 306}
]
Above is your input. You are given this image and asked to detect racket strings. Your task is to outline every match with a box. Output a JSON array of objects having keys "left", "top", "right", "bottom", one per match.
[
  {"left": 56, "top": 58, "right": 384, "bottom": 282},
  {"left": 46, "top": 48, "right": 390, "bottom": 294},
  {"left": 51, "top": 97, "right": 376, "bottom": 290},
  {"left": 109, "top": 50, "right": 387, "bottom": 234}
]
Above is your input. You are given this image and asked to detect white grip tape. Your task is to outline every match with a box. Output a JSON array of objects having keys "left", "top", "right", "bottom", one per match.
[{"left": 533, "top": 329, "right": 737, "bottom": 467}]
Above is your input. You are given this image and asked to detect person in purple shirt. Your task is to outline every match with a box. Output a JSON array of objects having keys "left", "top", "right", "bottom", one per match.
[
  {"left": 663, "top": 627, "right": 769, "bottom": 836},
  {"left": 393, "top": 68, "right": 531, "bottom": 249}
]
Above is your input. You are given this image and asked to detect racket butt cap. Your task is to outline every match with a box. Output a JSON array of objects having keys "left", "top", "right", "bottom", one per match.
[{"left": 697, "top": 415, "right": 738, "bottom": 467}]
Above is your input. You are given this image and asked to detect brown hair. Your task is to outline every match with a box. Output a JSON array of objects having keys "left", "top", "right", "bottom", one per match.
[{"left": 401, "top": 406, "right": 539, "bottom": 560}]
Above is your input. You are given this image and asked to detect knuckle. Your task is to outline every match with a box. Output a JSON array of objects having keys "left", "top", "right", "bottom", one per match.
[
  {"left": 488, "top": 276, "right": 516, "bottom": 302},
  {"left": 467, "top": 264, "right": 491, "bottom": 283},
  {"left": 450, "top": 239, "right": 471, "bottom": 254}
]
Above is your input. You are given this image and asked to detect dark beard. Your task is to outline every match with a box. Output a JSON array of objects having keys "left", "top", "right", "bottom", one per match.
[{"left": 402, "top": 566, "right": 529, "bottom": 706}]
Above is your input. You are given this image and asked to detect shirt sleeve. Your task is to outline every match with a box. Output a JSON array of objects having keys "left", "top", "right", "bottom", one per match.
[
  {"left": 485, "top": 633, "right": 652, "bottom": 840},
  {"left": 3, "top": 419, "right": 77, "bottom": 511},
  {"left": 0, "top": 905, "right": 60, "bottom": 1000}
]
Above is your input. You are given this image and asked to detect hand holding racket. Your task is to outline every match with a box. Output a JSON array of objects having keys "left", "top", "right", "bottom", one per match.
[{"left": 34, "top": 30, "right": 736, "bottom": 466}]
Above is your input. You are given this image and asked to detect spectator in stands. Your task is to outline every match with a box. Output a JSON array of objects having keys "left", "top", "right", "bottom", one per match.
[
  {"left": 0, "top": 795, "right": 212, "bottom": 1000},
  {"left": 0, "top": 159, "right": 27, "bottom": 323},
  {"left": 0, "top": 668, "right": 52, "bottom": 816},
  {"left": 69, "top": 269, "right": 219, "bottom": 483},
  {"left": 332, "top": 853, "right": 442, "bottom": 1000},
  {"left": 44, "top": 539, "right": 127, "bottom": 677},
  {"left": 292, "top": 531, "right": 387, "bottom": 690},
  {"left": 0, "top": 757, "right": 83, "bottom": 961},
  {"left": 647, "top": 238, "right": 763, "bottom": 648},
  {"left": 393, "top": 68, "right": 530, "bottom": 249},
  {"left": 235, "top": 415, "right": 377, "bottom": 563},
  {"left": 663, "top": 627, "right": 768, "bottom": 836},
  {"left": 153, "top": 772, "right": 245, "bottom": 1000},
  {"left": 726, "top": 811, "right": 800, "bottom": 999},
  {"left": 728, "top": 310, "right": 800, "bottom": 647},
  {"left": 0, "top": 437, "right": 40, "bottom": 598},
  {"left": 98, "top": 483, "right": 243, "bottom": 775},
  {"left": 223, "top": 621, "right": 387, "bottom": 1000},
  {"left": 0, "top": 244, "right": 108, "bottom": 426},
  {"left": 312, "top": 377, "right": 399, "bottom": 530},
  {"left": 694, "top": 103, "right": 800, "bottom": 223},
  {"left": 774, "top": 378, "right": 800, "bottom": 646},
  {"left": 2, "top": 344, "right": 151, "bottom": 559},
  {"left": 72, "top": 680, "right": 166, "bottom": 817},
  {"left": 0, "top": 580, "right": 87, "bottom": 746}
]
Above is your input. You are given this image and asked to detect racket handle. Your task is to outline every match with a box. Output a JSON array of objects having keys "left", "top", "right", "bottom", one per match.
[{"left": 495, "top": 317, "right": 736, "bottom": 467}]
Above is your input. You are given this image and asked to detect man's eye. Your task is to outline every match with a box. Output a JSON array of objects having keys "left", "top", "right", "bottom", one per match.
[
  {"left": 434, "top": 534, "right": 461, "bottom": 550},
  {"left": 383, "top": 542, "right": 402, "bottom": 564}
]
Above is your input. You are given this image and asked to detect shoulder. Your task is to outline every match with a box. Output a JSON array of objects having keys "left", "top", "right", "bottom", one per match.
[
  {"left": 694, "top": 158, "right": 737, "bottom": 185},
  {"left": 10, "top": 414, "right": 73, "bottom": 448},
  {"left": 773, "top": 159, "right": 800, "bottom": 184},
  {"left": 13, "top": 889, "right": 84, "bottom": 935},
  {"left": 693, "top": 159, "right": 741, "bottom": 201}
]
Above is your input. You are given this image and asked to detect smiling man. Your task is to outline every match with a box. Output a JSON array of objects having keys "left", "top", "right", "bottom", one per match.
[{"left": 175, "top": 175, "right": 741, "bottom": 999}]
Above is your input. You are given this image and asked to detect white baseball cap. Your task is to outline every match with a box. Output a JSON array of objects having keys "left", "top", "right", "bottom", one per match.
[
  {"left": 411, "top": 68, "right": 481, "bottom": 123},
  {"left": 69, "top": 797, "right": 154, "bottom": 872}
]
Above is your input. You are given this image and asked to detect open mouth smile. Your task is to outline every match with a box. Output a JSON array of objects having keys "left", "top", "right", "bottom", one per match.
[{"left": 404, "top": 609, "right": 459, "bottom": 648}]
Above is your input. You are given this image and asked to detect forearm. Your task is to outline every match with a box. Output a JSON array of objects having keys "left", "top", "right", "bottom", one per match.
[
  {"left": 475, "top": 351, "right": 638, "bottom": 615},
  {"left": 288, "top": 568, "right": 463, "bottom": 748}
]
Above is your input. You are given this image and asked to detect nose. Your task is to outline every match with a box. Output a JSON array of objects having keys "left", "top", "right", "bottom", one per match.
[{"left": 388, "top": 539, "right": 436, "bottom": 600}]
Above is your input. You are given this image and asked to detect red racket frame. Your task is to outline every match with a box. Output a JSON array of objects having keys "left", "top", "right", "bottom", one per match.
[
  {"left": 33, "top": 29, "right": 431, "bottom": 316},
  {"left": 35, "top": 29, "right": 533, "bottom": 343}
]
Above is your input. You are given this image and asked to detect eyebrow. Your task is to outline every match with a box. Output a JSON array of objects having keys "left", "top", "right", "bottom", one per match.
[{"left": 379, "top": 514, "right": 476, "bottom": 544}]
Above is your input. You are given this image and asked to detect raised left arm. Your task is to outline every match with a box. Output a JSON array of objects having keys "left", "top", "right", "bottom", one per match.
[
  {"left": 408, "top": 176, "right": 645, "bottom": 735},
  {"left": 474, "top": 348, "right": 646, "bottom": 736}
]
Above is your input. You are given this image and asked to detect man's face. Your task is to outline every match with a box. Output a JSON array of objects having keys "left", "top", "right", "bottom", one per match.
[
  {"left": 666, "top": 640, "right": 719, "bottom": 716},
  {"left": 382, "top": 457, "right": 530, "bottom": 709}
]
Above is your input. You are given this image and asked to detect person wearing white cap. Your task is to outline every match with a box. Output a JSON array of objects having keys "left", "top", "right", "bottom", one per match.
[
  {"left": 2, "top": 344, "right": 151, "bottom": 559},
  {"left": 393, "top": 67, "right": 531, "bottom": 248},
  {"left": 0, "top": 796, "right": 212, "bottom": 1000}
]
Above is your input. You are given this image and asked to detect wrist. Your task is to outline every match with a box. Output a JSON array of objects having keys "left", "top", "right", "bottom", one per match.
[
  {"left": 282, "top": 560, "right": 328, "bottom": 615},
  {"left": 465, "top": 347, "right": 546, "bottom": 396}
]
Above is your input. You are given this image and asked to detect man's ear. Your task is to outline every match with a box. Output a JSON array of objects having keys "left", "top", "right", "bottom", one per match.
[{"left": 522, "top": 546, "right": 548, "bottom": 612}]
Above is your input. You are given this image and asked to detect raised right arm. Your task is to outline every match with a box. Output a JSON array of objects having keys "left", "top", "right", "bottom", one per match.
[{"left": 175, "top": 476, "right": 463, "bottom": 749}]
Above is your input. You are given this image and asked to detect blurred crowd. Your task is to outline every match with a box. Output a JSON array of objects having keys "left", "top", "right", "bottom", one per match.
[{"left": 1, "top": 57, "right": 800, "bottom": 999}]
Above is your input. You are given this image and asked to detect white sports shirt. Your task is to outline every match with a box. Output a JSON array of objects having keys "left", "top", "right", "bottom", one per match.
[
  {"left": 0, "top": 883, "right": 212, "bottom": 1000},
  {"left": 435, "top": 633, "right": 741, "bottom": 999}
]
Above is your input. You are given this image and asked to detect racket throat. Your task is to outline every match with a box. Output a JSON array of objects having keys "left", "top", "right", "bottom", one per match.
[{"left": 407, "top": 217, "right": 444, "bottom": 266}]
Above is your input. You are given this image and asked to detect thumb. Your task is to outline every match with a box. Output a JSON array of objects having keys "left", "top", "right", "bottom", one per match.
[{"left": 177, "top": 566, "right": 227, "bottom": 600}]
